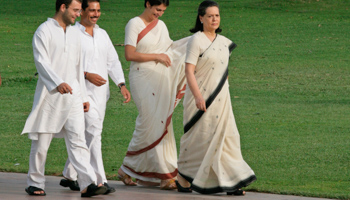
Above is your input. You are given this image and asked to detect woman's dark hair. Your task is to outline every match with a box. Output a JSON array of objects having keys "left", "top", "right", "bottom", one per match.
[
  {"left": 190, "top": 0, "right": 222, "bottom": 33},
  {"left": 144, "top": 0, "right": 169, "bottom": 8}
]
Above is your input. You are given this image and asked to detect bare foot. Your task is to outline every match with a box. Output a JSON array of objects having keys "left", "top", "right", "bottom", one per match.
[
  {"left": 34, "top": 190, "right": 45, "bottom": 195},
  {"left": 177, "top": 174, "right": 191, "bottom": 188}
]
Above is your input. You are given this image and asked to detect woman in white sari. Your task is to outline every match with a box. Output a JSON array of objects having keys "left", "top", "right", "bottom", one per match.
[
  {"left": 176, "top": 0, "right": 256, "bottom": 195},
  {"left": 117, "top": 0, "right": 188, "bottom": 190}
]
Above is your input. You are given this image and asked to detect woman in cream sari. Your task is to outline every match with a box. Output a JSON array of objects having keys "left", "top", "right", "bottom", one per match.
[
  {"left": 176, "top": 0, "right": 256, "bottom": 195},
  {"left": 117, "top": 0, "right": 188, "bottom": 190}
]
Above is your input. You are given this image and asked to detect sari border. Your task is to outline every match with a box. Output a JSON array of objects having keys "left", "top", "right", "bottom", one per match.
[
  {"left": 137, "top": 19, "right": 159, "bottom": 44},
  {"left": 179, "top": 171, "right": 257, "bottom": 194},
  {"left": 123, "top": 164, "right": 178, "bottom": 180},
  {"left": 183, "top": 67, "right": 228, "bottom": 133},
  {"left": 199, "top": 34, "right": 217, "bottom": 57},
  {"left": 183, "top": 42, "right": 237, "bottom": 134}
]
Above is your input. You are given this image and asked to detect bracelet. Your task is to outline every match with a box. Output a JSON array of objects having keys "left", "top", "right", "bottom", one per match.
[
  {"left": 118, "top": 83, "right": 126, "bottom": 89},
  {"left": 84, "top": 72, "right": 88, "bottom": 79}
]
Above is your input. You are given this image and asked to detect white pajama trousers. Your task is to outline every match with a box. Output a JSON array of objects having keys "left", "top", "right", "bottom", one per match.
[
  {"left": 27, "top": 99, "right": 97, "bottom": 192},
  {"left": 63, "top": 118, "right": 107, "bottom": 184}
]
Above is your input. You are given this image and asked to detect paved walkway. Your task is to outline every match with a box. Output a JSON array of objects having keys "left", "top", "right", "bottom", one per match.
[{"left": 0, "top": 172, "right": 334, "bottom": 200}]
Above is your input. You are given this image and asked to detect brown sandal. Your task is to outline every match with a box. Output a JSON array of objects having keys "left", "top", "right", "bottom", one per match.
[
  {"left": 160, "top": 179, "right": 177, "bottom": 190},
  {"left": 118, "top": 174, "right": 137, "bottom": 186}
]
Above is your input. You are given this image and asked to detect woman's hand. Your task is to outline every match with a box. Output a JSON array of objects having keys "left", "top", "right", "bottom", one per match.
[
  {"left": 156, "top": 53, "right": 171, "bottom": 67},
  {"left": 195, "top": 95, "right": 206, "bottom": 112}
]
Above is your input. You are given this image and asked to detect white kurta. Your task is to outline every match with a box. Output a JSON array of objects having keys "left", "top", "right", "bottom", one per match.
[
  {"left": 21, "top": 18, "right": 87, "bottom": 139},
  {"left": 76, "top": 21, "right": 125, "bottom": 126},
  {"left": 63, "top": 22, "right": 126, "bottom": 184},
  {"left": 23, "top": 18, "right": 98, "bottom": 192}
]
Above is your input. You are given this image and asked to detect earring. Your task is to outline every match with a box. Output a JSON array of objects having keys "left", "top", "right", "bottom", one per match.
[{"left": 200, "top": 21, "right": 203, "bottom": 24}]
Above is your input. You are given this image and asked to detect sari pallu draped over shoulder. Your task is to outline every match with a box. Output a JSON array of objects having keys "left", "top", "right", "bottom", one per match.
[
  {"left": 178, "top": 35, "right": 256, "bottom": 194},
  {"left": 121, "top": 19, "right": 189, "bottom": 183}
]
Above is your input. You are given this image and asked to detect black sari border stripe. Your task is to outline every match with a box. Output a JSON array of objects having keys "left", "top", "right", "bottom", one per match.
[
  {"left": 229, "top": 42, "right": 237, "bottom": 53},
  {"left": 192, "top": 175, "right": 257, "bottom": 194},
  {"left": 183, "top": 67, "right": 228, "bottom": 133},
  {"left": 183, "top": 42, "right": 236, "bottom": 134}
]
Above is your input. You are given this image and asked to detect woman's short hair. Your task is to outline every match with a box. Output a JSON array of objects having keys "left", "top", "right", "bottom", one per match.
[
  {"left": 190, "top": 0, "right": 222, "bottom": 33},
  {"left": 144, "top": 0, "right": 169, "bottom": 8}
]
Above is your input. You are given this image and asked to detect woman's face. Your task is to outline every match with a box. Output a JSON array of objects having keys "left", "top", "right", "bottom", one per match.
[
  {"left": 200, "top": 6, "right": 220, "bottom": 32},
  {"left": 146, "top": 2, "right": 167, "bottom": 20}
]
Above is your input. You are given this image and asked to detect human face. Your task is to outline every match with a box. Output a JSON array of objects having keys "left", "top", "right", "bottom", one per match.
[
  {"left": 62, "top": 0, "right": 82, "bottom": 26},
  {"left": 81, "top": 2, "right": 101, "bottom": 26},
  {"left": 199, "top": 6, "right": 220, "bottom": 33},
  {"left": 146, "top": 2, "right": 167, "bottom": 20}
]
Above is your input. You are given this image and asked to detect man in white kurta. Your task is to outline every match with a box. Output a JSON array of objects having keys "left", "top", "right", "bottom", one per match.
[
  {"left": 60, "top": 0, "right": 131, "bottom": 194},
  {"left": 21, "top": 0, "right": 106, "bottom": 197}
]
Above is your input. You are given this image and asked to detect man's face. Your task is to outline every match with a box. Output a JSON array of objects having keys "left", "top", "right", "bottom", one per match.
[
  {"left": 62, "top": 0, "right": 82, "bottom": 26},
  {"left": 81, "top": 1, "right": 101, "bottom": 26}
]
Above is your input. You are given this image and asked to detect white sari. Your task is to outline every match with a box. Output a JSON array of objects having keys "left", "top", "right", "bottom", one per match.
[
  {"left": 178, "top": 32, "right": 256, "bottom": 193},
  {"left": 121, "top": 17, "right": 188, "bottom": 182}
]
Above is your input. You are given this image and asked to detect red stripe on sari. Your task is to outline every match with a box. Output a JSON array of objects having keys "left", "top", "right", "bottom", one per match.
[
  {"left": 126, "top": 127, "right": 170, "bottom": 156},
  {"left": 123, "top": 165, "right": 178, "bottom": 180},
  {"left": 174, "top": 84, "right": 186, "bottom": 107},
  {"left": 126, "top": 84, "right": 187, "bottom": 157},
  {"left": 137, "top": 19, "right": 159, "bottom": 44}
]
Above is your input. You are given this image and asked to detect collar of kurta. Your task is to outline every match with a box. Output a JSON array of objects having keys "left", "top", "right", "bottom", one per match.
[
  {"left": 47, "top": 18, "right": 72, "bottom": 30},
  {"left": 75, "top": 21, "right": 100, "bottom": 34}
]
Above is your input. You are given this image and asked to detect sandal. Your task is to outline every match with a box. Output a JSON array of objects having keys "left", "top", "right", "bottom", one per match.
[
  {"left": 118, "top": 174, "right": 137, "bottom": 186},
  {"left": 25, "top": 186, "right": 46, "bottom": 196},
  {"left": 81, "top": 183, "right": 107, "bottom": 197},
  {"left": 59, "top": 178, "right": 80, "bottom": 191},
  {"left": 136, "top": 179, "right": 159, "bottom": 186},
  {"left": 227, "top": 189, "right": 246, "bottom": 196},
  {"left": 103, "top": 182, "right": 116, "bottom": 195},
  {"left": 160, "top": 179, "right": 177, "bottom": 190},
  {"left": 175, "top": 180, "right": 192, "bottom": 193}
]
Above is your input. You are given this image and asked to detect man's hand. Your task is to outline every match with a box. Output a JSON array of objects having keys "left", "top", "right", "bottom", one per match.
[
  {"left": 57, "top": 83, "right": 73, "bottom": 94},
  {"left": 83, "top": 102, "right": 90, "bottom": 112},
  {"left": 120, "top": 85, "right": 131, "bottom": 103},
  {"left": 86, "top": 73, "right": 107, "bottom": 86}
]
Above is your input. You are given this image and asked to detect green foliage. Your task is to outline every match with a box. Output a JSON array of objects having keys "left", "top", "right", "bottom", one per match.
[{"left": 0, "top": 0, "right": 349, "bottom": 199}]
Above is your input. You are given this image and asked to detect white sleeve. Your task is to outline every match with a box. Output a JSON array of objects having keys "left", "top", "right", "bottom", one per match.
[
  {"left": 124, "top": 18, "right": 139, "bottom": 47},
  {"left": 185, "top": 34, "right": 201, "bottom": 66},
  {"left": 106, "top": 33, "right": 125, "bottom": 86},
  {"left": 32, "top": 28, "right": 64, "bottom": 92}
]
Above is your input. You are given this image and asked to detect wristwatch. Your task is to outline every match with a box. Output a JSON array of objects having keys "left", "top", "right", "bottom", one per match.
[{"left": 118, "top": 83, "right": 126, "bottom": 89}]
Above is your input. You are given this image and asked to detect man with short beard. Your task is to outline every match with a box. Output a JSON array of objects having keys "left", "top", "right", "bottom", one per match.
[
  {"left": 22, "top": 0, "right": 107, "bottom": 197},
  {"left": 59, "top": 0, "right": 131, "bottom": 194}
]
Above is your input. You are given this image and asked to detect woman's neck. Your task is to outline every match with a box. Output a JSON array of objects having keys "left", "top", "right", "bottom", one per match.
[
  {"left": 139, "top": 11, "right": 154, "bottom": 26},
  {"left": 203, "top": 30, "right": 216, "bottom": 42}
]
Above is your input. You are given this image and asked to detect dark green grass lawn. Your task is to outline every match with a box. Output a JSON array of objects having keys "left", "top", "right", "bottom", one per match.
[{"left": 0, "top": 0, "right": 349, "bottom": 199}]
